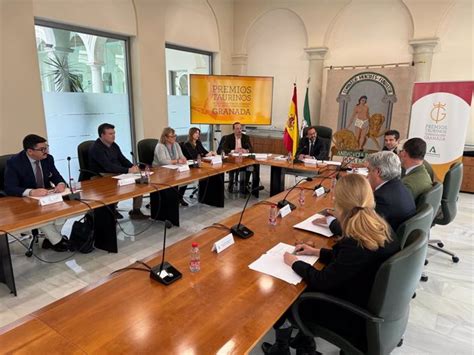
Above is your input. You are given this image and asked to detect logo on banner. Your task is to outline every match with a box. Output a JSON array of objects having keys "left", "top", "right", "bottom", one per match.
[{"left": 430, "top": 102, "right": 447, "bottom": 123}]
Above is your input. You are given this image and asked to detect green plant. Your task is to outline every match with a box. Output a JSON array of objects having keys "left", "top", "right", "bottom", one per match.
[{"left": 43, "top": 53, "right": 84, "bottom": 92}]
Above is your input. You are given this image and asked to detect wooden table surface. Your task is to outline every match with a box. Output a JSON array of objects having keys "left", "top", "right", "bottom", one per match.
[
  {"left": 0, "top": 159, "right": 255, "bottom": 234},
  {"left": 0, "top": 175, "right": 335, "bottom": 354}
]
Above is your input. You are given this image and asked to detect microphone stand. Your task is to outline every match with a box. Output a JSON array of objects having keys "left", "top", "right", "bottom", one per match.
[
  {"left": 63, "top": 156, "right": 81, "bottom": 201},
  {"left": 230, "top": 185, "right": 265, "bottom": 239},
  {"left": 277, "top": 177, "right": 313, "bottom": 210},
  {"left": 150, "top": 220, "right": 182, "bottom": 285}
]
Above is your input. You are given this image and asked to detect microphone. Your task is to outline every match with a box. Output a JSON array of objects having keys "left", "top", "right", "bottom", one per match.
[
  {"left": 63, "top": 156, "right": 81, "bottom": 201},
  {"left": 277, "top": 177, "right": 313, "bottom": 210},
  {"left": 150, "top": 220, "right": 182, "bottom": 285},
  {"left": 230, "top": 185, "right": 265, "bottom": 239},
  {"left": 130, "top": 151, "right": 137, "bottom": 165},
  {"left": 293, "top": 141, "right": 308, "bottom": 164}
]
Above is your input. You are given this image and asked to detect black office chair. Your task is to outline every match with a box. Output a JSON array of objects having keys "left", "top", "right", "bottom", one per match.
[
  {"left": 315, "top": 125, "right": 332, "bottom": 141},
  {"left": 431, "top": 162, "right": 463, "bottom": 263},
  {"left": 0, "top": 154, "right": 42, "bottom": 257},
  {"left": 137, "top": 138, "right": 158, "bottom": 166},
  {"left": 396, "top": 203, "right": 433, "bottom": 250},
  {"left": 0, "top": 154, "right": 14, "bottom": 197},
  {"left": 77, "top": 140, "right": 98, "bottom": 181},
  {"left": 291, "top": 229, "right": 428, "bottom": 355}
]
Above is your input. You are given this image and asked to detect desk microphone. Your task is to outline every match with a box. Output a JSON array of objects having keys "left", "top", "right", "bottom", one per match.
[
  {"left": 277, "top": 177, "right": 313, "bottom": 210},
  {"left": 150, "top": 220, "right": 182, "bottom": 285},
  {"left": 293, "top": 142, "right": 308, "bottom": 164},
  {"left": 230, "top": 185, "right": 265, "bottom": 239},
  {"left": 63, "top": 156, "right": 81, "bottom": 201}
]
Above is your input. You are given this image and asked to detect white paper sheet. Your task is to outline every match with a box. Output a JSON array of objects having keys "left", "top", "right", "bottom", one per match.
[
  {"left": 112, "top": 172, "right": 154, "bottom": 179},
  {"left": 293, "top": 213, "right": 334, "bottom": 237},
  {"left": 161, "top": 165, "right": 180, "bottom": 170},
  {"left": 28, "top": 188, "right": 79, "bottom": 200},
  {"left": 248, "top": 242, "right": 318, "bottom": 285}
]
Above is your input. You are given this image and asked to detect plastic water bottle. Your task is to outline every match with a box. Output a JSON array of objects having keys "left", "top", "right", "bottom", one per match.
[
  {"left": 269, "top": 204, "right": 277, "bottom": 226},
  {"left": 330, "top": 178, "right": 337, "bottom": 201},
  {"left": 238, "top": 151, "right": 243, "bottom": 163},
  {"left": 287, "top": 152, "right": 292, "bottom": 163},
  {"left": 189, "top": 242, "right": 200, "bottom": 272},
  {"left": 145, "top": 165, "right": 151, "bottom": 183},
  {"left": 221, "top": 150, "right": 225, "bottom": 161},
  {"left": 299, "top": 188, "right": 305, "bottom": 206},
  {"left": 197, "top": 154, "right": 202, "bottom": 168}
]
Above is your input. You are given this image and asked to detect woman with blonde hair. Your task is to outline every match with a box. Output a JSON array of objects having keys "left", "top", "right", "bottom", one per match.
[
  {"left": 153, "top": 127, "right": 188, "bottom": 206},
  {"left": 181, "top": 127, "right": 216, "bottom": 160},
  {"left": 262, "top": 174, "right": 399, "bottom": 355}
]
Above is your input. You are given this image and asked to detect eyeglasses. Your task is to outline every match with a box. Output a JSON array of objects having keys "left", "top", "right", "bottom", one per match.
[{"left": 31, "top": 145, "right": 49, "bottom": 153}]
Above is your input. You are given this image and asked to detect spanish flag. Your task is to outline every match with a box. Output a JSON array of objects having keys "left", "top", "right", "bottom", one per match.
[{"left": 283, "top": 84, "right": 299, "bottom": 156}]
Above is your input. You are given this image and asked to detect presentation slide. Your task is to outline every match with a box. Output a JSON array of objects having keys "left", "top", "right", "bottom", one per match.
[{"left": 190, "top": 74, "right": 273, "bottom": 125}]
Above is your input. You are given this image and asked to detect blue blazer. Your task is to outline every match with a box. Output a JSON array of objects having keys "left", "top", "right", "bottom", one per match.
[{"left": 4, "top": 151, "right": 65, "bottom": 197}]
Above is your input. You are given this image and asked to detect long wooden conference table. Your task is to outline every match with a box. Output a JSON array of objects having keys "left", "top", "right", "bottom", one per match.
[{"left": 0, "top": 157, "right": 338, "bottom": 353}]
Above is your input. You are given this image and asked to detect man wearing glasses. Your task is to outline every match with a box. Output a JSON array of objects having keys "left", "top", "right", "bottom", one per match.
[{"left": 4, "top": 134, "right": 70, "bottom": 251}]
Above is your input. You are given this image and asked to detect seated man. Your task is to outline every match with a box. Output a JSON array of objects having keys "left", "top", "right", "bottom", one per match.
[
  {"left": 89, "top": 123, "right": 148, "bottom": 220},
  {"left": 317, "top": 151, "right": 416, "bottom": 235},
  {"left": 295, "top": 126, "right": 329, "bottom": 160},
  {"left": 399, "top": 137, "right": 432, "bottom": 201},
  {"left": 4, "top": 134, "right": 70, "bottom": 252},
  {"left": 382, "top": 129, "right": 400, "bottom": 154},
  {"left": 220, "top": 122, "right": 253, "bottom": 193}
]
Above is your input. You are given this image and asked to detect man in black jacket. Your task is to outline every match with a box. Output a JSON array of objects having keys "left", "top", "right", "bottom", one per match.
[
  {"left": 319, "top": 151, "right": 416, "bottom": 235},
  {"left": 220, "top": 122, "right": 254, "bottom": 193},
  {"left": 295, "top": 126, "right": 329, "bottom": 160},
  {"left": 381, "top": 129, "right": 400, "bottom": 154},
  {"left": 89, "top": 123, "right": 148, "bottom": 220},
  {"left": 4, "top": 134, "right": 70, "bottom": 251}
]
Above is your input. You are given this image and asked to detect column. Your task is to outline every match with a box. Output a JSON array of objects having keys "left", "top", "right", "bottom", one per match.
[
  {"left": 304, "top": 47, "right": 328, "bottom": 125},
  {"left": 231, "top": 54, "right": 248, "bottom": 75},
  {"left": 88, "top": 62, "right": 104, "bottom": 93},
  {"left": 409, "top": 38, "right": 439, "bottom": 82}
]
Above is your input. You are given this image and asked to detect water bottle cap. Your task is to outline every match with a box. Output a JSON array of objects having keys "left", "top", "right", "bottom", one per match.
[{"left": 192, "top": 242, "right": 199, "bottom": 247}]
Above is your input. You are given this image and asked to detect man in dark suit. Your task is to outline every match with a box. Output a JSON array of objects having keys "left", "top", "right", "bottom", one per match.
[
  {"left": 318, "top": 151, "right": 416, "bottom": 235},
  {"left": 4, "top": 134, "right": 70, "bottom": 251},
  {"left": 89, "top": 123, "right": 148, "bottom": 220},
  {"left": 220, "top": 122, "right": 254, "bottom": 193},
  {"left": 382, "top": 129, "right": 400, "bottom": 154},
  {"left": 295, "top": 126, "right": 329, "bottom": 160}
]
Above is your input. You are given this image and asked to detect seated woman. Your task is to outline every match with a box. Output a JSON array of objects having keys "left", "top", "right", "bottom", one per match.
[
  {"left": 152, "top": 127, "right": 188, "bottom": 206},
  {"left": 181, "top": 127, "right": 216, "bottom": 160},
  {"left": 262, "top": 174, "right": 400, "bottom": 354}
]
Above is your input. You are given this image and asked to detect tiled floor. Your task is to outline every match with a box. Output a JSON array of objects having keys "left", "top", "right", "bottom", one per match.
[{"left": 1, "top": 166, "right": 473, "bottom": 354}]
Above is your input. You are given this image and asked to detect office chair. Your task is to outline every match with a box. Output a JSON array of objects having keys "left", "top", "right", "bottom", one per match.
[
  {"left": 431, "top": 162, "right": 463, "bottom": 263},
  {"left": 137, "top": 138, "right": 158, "bottom": 166},
  {"left": 77, "top": 140, "right": 98, "bottom": 181},
  {"left": 414, "top": 182, "right": 443, "bottom": 281},
  {"left": 0, "top": 154, "right": 42, "bottom": 257},
  {"left": 291, "top": 229, "right": 428, "bottom": 355},
  {"left": 396, "top": 204, "right": 433, "bottom": 250}
]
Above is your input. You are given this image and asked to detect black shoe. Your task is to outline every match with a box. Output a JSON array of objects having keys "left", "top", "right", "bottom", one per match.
[
  {"left": 42, "top": 236, "right": 69, "bottom": 252},
  {"left": 180, "top": 198, "right": 189, "bottom": 207},
  {"left": 114, "top": 210, "right": 124, "bottom": 220},
  {"left": 290, "top": 331, "right": 318, "bottom": 355},
  {"left": 128, "top": 209, "right": 150, "bottom": 220}
]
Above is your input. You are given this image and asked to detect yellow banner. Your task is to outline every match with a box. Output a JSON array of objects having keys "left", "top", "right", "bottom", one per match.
[{"left": 190, "top": 75, "right": 273, "bottom": 125}]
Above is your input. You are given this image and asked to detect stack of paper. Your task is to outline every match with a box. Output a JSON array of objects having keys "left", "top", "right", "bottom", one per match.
[
  {"left": 112, "top": 172, "right": 154, "bottom": 180},
  {"left": 248, "top": 242, "right": 318, "bottom": 285},
  {"left": 293, "top": 213, "right": 334, "bottom": 237},
  {"left": 273, "top": 155, "right": 288, "bottom": 161}
]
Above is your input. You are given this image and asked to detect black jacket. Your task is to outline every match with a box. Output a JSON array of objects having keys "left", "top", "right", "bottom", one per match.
[
  {"left": 219, "top": 134, "right": 253, "bottom": 154},
  {"left": 181, "top": 140, "right": 209, "bottom": 160},
  {"left": 88, "top": 139, "right": 132, "bottom": 174},
  {"left": 4, "top": 151, "right": 65, "bottom": 197},
  {"left": 295, "top": 137, "right": 329, "bottom": 160},
  {"left": 329, "top": 178, "right": 416, "bottom": 235}
]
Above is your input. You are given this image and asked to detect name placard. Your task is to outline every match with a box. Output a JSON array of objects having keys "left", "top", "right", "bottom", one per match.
[
  {"left": 314, "top": 186, "right": 326, "bottom": 197},
  {"left": 177, "top": 164, "right": 190, "bottom": 172},
  {"left": 38, "top": 193, "right": 63, "bottom": 206},
  {"left": 117, "top": 177, "right": 136, "bottom": 186},
  {"left": 279, "top": 204, "right": 292, "bottom": 218},
  {"left": 212, "top": 233, "right": 235, "bottom": 253},
  {"left": 210, "top": 156, "right": 223, "bottom": 165}
]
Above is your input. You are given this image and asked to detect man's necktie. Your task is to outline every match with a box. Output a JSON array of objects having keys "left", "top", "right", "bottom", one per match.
[{"left": 35, "top": 161, "right": 44, "bottom": 188}]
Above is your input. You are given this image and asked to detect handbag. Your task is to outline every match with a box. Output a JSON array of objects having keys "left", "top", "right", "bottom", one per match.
[{"left": 69, "top": 213, "right": 94, "bottom": 253}]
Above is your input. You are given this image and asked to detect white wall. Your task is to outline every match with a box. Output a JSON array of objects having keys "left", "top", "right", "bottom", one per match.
[{"left": 245, "top": 9, "right": 308, "bottom": 129}]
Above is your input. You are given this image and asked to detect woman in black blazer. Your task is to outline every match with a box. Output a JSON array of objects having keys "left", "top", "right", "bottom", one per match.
[
  {"left": 181, "top": 127, "right": 216, "bottom": 160},
  {"left": 262, "top": 174, "right": 399, "bottom": 355}
]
